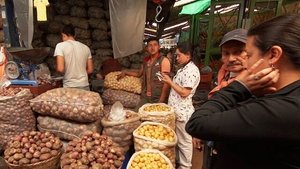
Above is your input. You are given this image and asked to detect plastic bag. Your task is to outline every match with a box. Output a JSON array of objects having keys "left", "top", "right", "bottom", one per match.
[{"left": 109, "top": 101, "right": 126, "bottom": 121}]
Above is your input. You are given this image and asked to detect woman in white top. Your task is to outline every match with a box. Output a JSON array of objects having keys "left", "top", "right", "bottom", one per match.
[{"left": 161, "top": 42, "right": 200, "bottom": 169}]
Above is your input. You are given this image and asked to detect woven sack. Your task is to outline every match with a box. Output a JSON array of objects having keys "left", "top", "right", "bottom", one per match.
[
  {"left": 133, "top": 122, "right": 177, "bottom": 166},
  {"left": 30, "top": 88, "right": 103, "bottom": 123},
  {"left": 101, "top": 110, "right": 141, "bottom": 153},
  {"left": 37, "top": 116, "right": 102, "bottom": 141},
  {"left": 126, "top": 149, "right": 174, "bottom": 169},
  {"left": 138, "top": 103, "right": 176, "bottom": 130}
]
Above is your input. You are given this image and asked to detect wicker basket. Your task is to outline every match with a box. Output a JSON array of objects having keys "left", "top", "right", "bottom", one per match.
[{"left": 5, "top": 151, "right": 61, "bottom": 169}]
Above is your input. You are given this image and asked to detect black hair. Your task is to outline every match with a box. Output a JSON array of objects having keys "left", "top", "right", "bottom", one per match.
[
  {"left": 176, "top": 42, "right": 192, "bottom": 56},
  {"left": 248, "top": 14, "right": 300, "bottom": 68},
  {"left": 62, "top": 24, "right": 75, "bottom": 37},
  {"left": 145, "top": 37, "right": 159, "bottom": 45}
]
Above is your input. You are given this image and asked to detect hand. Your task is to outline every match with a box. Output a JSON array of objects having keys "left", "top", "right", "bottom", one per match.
[
  {"left": 160, "top": 72, "right": 172, "bottom": 84},
  {"left": 192, "top": 138, "right": 202, "bottom": 151},
  {"left": 116, "top": 71, "right": 126, "bottom": 80},
  {"left": 236, "top": 59, "right": 280, "bottom": 96}
]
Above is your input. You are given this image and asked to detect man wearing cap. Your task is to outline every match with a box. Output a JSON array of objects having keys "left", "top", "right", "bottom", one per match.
[
  {"left": 208, "top": 28, "right": 248, "bottom": 98},
  {"left": 201, "top": 28, "right": 248, "bottom": 169}
]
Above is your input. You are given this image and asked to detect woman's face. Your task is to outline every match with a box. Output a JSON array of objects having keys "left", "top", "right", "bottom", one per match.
[
  {"left": 175, "top": 49, "right": 190, "bottom": 65},
  {"left": 245, "top": 36, "right": 270, "bottom": 73}
]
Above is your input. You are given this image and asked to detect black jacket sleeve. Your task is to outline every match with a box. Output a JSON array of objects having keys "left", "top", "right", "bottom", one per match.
[{"left": 186, "top": 80, "right": 300, "bottom": 142}]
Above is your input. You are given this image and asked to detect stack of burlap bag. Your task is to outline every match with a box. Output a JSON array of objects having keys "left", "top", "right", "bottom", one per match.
[
  {"left": 0, "top": 88, "right": 36, "bottom": 151},
  {"left": 101, "top": 71, "right": 142, "bottom": 153},
  {"left": 102, "top": 71, "right": 141, "bottom": 116},
  {"left": 131, "top": 103, "right": 177, "bottom": 167},
  {"left": 30, "top": 88, "right": 104, "bottom": 141}
]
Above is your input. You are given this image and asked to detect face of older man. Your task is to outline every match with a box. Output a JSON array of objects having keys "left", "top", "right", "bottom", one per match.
[{"left": 221, "top": 40, "right": 247, "bottom": 73}]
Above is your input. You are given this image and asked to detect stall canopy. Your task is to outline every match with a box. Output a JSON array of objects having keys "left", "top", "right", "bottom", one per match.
[{"left": 180, "top": 0, "right": 211, "bottom": 15}]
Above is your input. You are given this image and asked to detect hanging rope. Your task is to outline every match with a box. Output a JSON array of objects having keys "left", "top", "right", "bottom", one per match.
[{"left": 155, "top": 4, "right": 164, "bottom": 23}]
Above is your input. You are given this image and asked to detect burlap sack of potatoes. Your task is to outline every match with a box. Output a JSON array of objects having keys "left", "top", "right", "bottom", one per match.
[
  {"left": 102, "top": 89, "right": 141, "bottom": 108},
  {"left": 101, "top": 110, "right": 141, "bottom": 153},
  {"left": 30, "top": 88, "right": 103, "bottom": 123},
  {"left": 104, "top": 71, "right": 142, "bottom": 94},
  {"left": 133, "top": 122, "right": 177, "bottom": 166},
  {"left": 0, "top": 89, "right": 36, "bottom": 150},
  {"left": 37, "top": 116, "right": 102, "bottom": 141},
  {"left": 138, "top": 103, "right": 176, "bottom": 130},
  {"left": 126, "top": 149, "right": 174, "bottom": 169}
]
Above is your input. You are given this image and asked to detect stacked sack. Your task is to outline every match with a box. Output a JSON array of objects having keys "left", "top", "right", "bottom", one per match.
[
  {"left": 103, "top": 71, "right": 141, "bottom": 116},
  {"left": 138, "top": 103, "right": 176, "bottom": 130},
  {"left": 133, "top": 122, "right": 177, "bottom": 168},
  {"left": 0, "top": 88, "right": 36, "bottom": 151},
  {"left": 30, "top": 88, "right": 104, "bottom": 141},
  {"left": 101, "top": 102, "right": 141, "bottom": 153}
]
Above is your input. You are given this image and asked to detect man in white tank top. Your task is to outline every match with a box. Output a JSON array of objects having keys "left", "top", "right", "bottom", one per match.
[{"left": 54, "top": 24, "right": 93, "bottom": 90}]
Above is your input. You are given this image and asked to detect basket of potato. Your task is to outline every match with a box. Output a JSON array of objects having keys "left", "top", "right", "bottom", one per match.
[
  {"left": 4, "top": 131, "right": 63, "bottom": 169},
  {"left": 133, "top": 122, "right": 177, "bottom": 167},
  {"left": 101, "top": 110, "right": 141, "bottom": 153},
  {"left": 104, "top": 71, "right": 142, "bottom": 94},
  {"left": 138, "top": 103, "right": 176, "bottom": 130},
  {"left": 126, "top": 149, "right": 174, "bottom": 169},
  {"left": 60, "top": 131, "right": 125, "bottom": 169}
]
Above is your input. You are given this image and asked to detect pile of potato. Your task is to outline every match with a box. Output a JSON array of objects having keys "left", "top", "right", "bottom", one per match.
[
  {"left": 142, "top": 104, "right": 171, "bottom": 112},
  {"left": 127, "top": 150, "right": 173, "bottom": 169},
  {"left": 0, "top": 89, "right": 36, "bottom": 151},
  {"left": 135, "top": 124, "right": 175, "bottom": 142},
  {"left": 102, "top": 89, "right": 141, "bottom": 108},
  {"left": 30, "top": 88, "right": 104, "bottom": 123},
  {"left": 139, "top": 103, "right": 176, "bottom": 130},
  {"left": 133, "top": 122, "right": 177, "bottom": 167},
  {"left": 61, "top": 131, "right": 124, "bottom": 169},
  {"left": 104, "top": 71, "right": 142, "bottom": 94},
  {"left": 101, "top": 110, "right": 141, "bottom": 153},
  {"left": 37, "top": 116, "right": 102, "bottom": 141},
  {"left": 0, "top": 87, "right": 22, "bottom": 96},
  {"left": 4, "top": 131, "right": 62, "bottom": 165}
]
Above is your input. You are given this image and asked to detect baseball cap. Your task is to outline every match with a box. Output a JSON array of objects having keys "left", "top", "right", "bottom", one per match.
[{"left": 219, "top": 28, "right": 248, "bottom": 47}]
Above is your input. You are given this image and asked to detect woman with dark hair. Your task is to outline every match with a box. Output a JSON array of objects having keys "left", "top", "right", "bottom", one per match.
[
  {"left": 161, "top": 42, "right": 200, "bottom": 169},
  {"left": 186, "top": 14, "right": 300, "bottom": 169}
]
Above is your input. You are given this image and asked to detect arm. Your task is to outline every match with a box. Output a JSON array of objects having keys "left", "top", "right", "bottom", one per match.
[
  {"left": 123, "top": 65, "right": 143, "bottom": 77},
  {"left": 86, "top": 58, "right": 93, "bottom": 74},
  {"left": 56, "top": 55, "right": 65, "bottom": 73},
  {"left": 186, "top": 81, "right": 300, "bottom": 141},
  {"left": 158, "top": 57, "right": 171, "bottom": 102}
]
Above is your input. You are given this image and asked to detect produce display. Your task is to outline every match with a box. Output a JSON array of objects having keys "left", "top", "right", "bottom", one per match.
[
  {"left": 30, "top": 88, "right": 104, "bottom": 123},
  {"left": 139, "top": 103, "right": 176, "bottom": 130},
  {"left": 61, "top": 131, "right": 124, "bottom": 169},
  {"left": 0, "top": 88, "right": 36, "bottom": 151},
  {"left": 0, "top": 88, "right": 22, "bottom": 96},
  {"left": 127, "top": 149, "right": 173, "bottom": 169},
  {"left": 102, "top": 110, "right": 141, "bottom": 153},
  {"left": 37, "top": 116, "right": 102, "bottom": 141},
  {"left": 4, "top": 131, "right": 62, "bottom": 167},
  {"left": 102, "top": 89, "right": 141, "bottom": 108},
  {"left": 133, "top": 122, "right": 177, "bottom": 167},
  {"left": 104, "top": 71, "right": 142, "bottom": 94}
]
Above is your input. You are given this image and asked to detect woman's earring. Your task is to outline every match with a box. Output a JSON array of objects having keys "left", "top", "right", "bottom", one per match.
[{"left": 271, "top": 64, "right": 275, "bottom": 70}]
